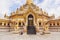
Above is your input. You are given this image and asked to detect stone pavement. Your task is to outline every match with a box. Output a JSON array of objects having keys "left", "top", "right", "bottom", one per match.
[{"left": 0, "top": 32, "right": 60, "bottom": 40}]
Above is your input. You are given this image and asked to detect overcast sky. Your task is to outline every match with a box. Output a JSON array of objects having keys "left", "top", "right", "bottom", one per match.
[{"left": 0, "top": 0, "right": 60, "bottom": 18}]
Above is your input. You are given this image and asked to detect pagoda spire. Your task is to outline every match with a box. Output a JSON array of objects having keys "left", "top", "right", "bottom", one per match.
[{"left": 26, "top": 0, "right": 33, "bottom": 4}]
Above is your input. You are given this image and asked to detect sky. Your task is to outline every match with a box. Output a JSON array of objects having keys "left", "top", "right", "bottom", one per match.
[{"left": 0, "top": 0, "right": 60, "bottom": 18}]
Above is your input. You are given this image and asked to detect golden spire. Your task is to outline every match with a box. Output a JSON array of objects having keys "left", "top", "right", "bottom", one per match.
[
  {"left": 4, "top": 13, "right": 6, "bottom": 17},
  {"left": 26, "top": 0, "right": 33, "bottom": 4}
]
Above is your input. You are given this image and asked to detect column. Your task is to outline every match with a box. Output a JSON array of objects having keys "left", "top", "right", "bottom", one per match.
[
  {"left": 55, "top": 22, "right": 57, "bottom": 26},
  {"left": 59, "top": 22, "right": 60, "bottom": 26},
  {"left": 21, "top": 22, "right": 23, "bottom": 26},
  {"left": 23, "top": 22, "right": 27, "bottom": 35},
  {"left": 52, "top": 23, "right": 53, "bottom": 26},
  {"left": 2, "top": 22, "right": 4, "bottom": 26},
  {"left": 16, "top": 22, "right": 19, "bottom": 30},
  {"left": 6, "top": 23, "right": 8, "bottom": 26}
]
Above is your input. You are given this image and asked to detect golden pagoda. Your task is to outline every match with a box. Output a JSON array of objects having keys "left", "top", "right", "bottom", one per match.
[{"left": 0, "top": 0, "right": 60, "bottom": 34}]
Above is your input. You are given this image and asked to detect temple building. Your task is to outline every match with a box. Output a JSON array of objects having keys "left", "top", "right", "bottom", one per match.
[{"left": 0, "top": 0, "right": 60, "bottom": 34}]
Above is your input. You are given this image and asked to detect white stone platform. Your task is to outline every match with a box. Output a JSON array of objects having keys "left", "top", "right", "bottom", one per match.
[{"left": 0, "top": 32, "right": 60, "bottom": 40}]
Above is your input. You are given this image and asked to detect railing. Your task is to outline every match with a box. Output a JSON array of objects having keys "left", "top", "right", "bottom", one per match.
[
  {"left": 39, "top": 27, "right": 60, "bottom": 32},
  {"left": 49, "top": 27, "right": 60, "bottom": 32},
  {"left": 0, "top": 27, "right": 9, "bottom": 32},
  {"left": 0, "top": 25, "right": 14, "bottom": 32},
  {"left": 0, "top": 25, "right": 60, "bottom": 32}
]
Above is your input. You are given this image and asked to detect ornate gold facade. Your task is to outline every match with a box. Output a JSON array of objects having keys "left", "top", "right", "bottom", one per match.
[{"left": 0, "top": 0, "right": 60, "bottom": 34}]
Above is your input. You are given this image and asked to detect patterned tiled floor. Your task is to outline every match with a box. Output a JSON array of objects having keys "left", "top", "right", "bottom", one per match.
[{"left": 0, "top": 32, "right": 60, "bottom": 40}]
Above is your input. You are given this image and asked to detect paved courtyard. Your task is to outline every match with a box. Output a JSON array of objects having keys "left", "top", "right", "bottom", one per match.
[{"left": 0, "top": 32, "right": 60, "bottom": 40}]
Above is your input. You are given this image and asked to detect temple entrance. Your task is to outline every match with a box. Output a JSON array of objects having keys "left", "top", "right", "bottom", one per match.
[{"left": 27, "top": 14, "right": 36, "bottom": 34}]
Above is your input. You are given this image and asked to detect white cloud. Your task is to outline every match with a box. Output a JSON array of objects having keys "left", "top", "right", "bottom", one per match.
[
  {"left": 0, "top": 0, "right": 60, "bottom": 18},
  {"left": 0, "top": 0, "right": 25, "bottom": 18},
  {"left": 0, "top": 0, "right": 13, "bottom": 18},
  {"left": 37, "top": 0, "right": 60, "bottom": 18}
]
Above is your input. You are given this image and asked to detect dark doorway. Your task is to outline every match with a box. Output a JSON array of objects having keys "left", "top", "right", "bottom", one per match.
[
  {"left": 28, "top": 14, "right": 33, "bottom": 26},
  {"left": 27, "top": 14, "right": 36, "bottom": 34}
]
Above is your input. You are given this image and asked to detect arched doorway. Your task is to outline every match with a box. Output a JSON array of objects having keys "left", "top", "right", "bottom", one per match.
[
  {"left": 27, "top": 14, "right": 36, "bottom": 34},
  {"left": 28, "top": 14, "right": 33, "bottom": 26}
]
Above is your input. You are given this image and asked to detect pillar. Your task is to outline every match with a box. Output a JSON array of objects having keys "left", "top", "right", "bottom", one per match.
[
  {"left": 52, "top": 23, "right": 53, "bottom": 26},
  {"left": 55, "top": 22, "right": 57, "bottom": 26},
  {"left": 59, "top": 22, "right": 60, "bottom": 26},
  {"left": 16, "top": 22, "right": 19, "bottom": 30},
  {"left": 2, "top": 22, "right": 4, "bottom": 26},
  {"left": 6, "top": 23, "right": 8, "bottom": 26},
  {"left": 10, "top": 23, "right": 11, "bottom": 26},
  {"left": 21, "top": 22, "right": 23, "bottom": 26}
]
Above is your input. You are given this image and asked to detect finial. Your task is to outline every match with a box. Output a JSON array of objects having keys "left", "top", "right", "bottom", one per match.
[
  {"left": 26, "top": 0, "right": 33, "bottom": 4},
  {"left": 4, "top": 13, "right": 7, "bottom": 17}
]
